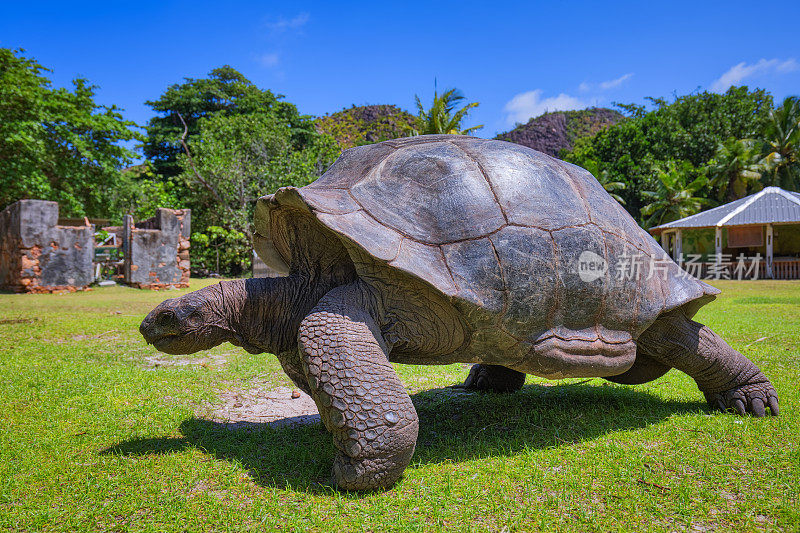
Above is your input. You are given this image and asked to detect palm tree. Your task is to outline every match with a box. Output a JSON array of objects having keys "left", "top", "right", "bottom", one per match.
[
  {"left": 761, "top": 95, "right": 800, "bottom": 190},
  {"left": 414, "top": 87, "right": 483, "bottom": 135},
  {"left": 579, "top": 159, "right": 627, "bottom": 204},
  {"left": 640, "top": 161, "right": 710, "bottom": 228},
  {"left": 707, "top": 138, "right": 767, "bottom": 201}
]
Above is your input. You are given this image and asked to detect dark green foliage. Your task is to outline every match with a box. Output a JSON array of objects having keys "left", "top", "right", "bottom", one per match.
[
  {"left": 564, "top": 87, "right": 775, "bottom": 223},
  {"left": 142, "top": 66, "right": 316, "bottom": 180},
  {"left": 707, "top": 138, "right": 766, "bottom": 202},
  {"left": 178, "top": 113, "right": 339, "bottom": 275},
  {"left": 640, "top": 161, "right": 710, "bottom": 227},
  {"left": 761, "top": 95, "right": 800, "bottom": 190},
  {"left": 190, "top": 226, "right": 250, "bottom": 276},
  {"left": 109, "top": 163, "right": 183, "bottom": 224},
  {"left": 0, "top": 48, "right": 139, "bottom": 217},
  {"left": 143, "top": 67, "right": 339, "bottom": 276},
  {"left": 315, "top": 105, "right": 416, "bottom": 149}
]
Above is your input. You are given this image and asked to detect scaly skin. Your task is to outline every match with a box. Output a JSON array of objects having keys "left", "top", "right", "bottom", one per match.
[
  {"left": 636, "top": 311, "right": 779, "bottom": 416},
  {"left": 298, "top": 284, "right": 418, "bottom": 490}
]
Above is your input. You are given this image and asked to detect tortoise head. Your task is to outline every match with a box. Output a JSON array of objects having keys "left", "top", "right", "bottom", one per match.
[{"left": 140, "top": 283, "right": 237, "bottom": 355}]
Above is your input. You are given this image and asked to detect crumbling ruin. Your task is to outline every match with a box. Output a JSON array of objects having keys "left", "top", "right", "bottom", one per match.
[
  {"left": 122, "top": 209, "right": 191, "bottom": 289},
  {"left": 0, "top": 200, "right": 94, "bottom": 292},
  {"left": 0, "top": 200, "right": 190, "bottom": 293}
]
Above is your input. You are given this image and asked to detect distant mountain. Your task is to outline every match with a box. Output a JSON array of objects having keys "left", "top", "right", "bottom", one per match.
[
  {"left": 315, "top": 105, "right": 416, "bottom": 149},
  {"left": 496, "top": 107, "right": 624, "bottom": 158}
]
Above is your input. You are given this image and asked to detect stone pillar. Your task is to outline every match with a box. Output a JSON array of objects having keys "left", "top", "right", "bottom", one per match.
[{"left": 123, "top": 214, "right": 133, "bottom": 284}]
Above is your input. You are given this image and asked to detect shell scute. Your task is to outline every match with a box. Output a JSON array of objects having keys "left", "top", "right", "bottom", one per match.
[
  {"left": 349, "top": 142, "right": 505, "bottom": 244},
  {"left": 490, "top": 225, "right": 557, "bottom": 340},
  {"left": 441, "top": 238, "right": 505, "bottom": 315},
  {"left": 551, "top": 225, "right": 608, "bottom": 331},
  {"left": 455, "top": 139, "right": 591, "bottom": 230}
]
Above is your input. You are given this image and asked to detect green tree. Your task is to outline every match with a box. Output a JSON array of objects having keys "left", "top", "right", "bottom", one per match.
[
  {"left": 109, "top": 162, "right": 183, "bottom": 221},
  {"left": 578, "top": 159, "right": 627, "bottom": 204},
  {"left": 414, "top": 87, "right": 483, "bottom": 135},
  {"left": 0, "top": 48, "right": 139, "bottom": 216},
  {"left": 178, "top": 113, "right": 339, "bottom": 274},
  {"left": 143, "top": 66, "right": 315, "bottom": 179},
  {"left": 760, "top": 95, "right": 800, "bottom": 190},
  {"left": 640, "top": 161, "right": 710, "bottom": 228},
  {"left": 707, "top": 138, "right": 767, "bottom": 201},
  {"left": 565, "top": 87, "right": 772, "bottom": 216}
]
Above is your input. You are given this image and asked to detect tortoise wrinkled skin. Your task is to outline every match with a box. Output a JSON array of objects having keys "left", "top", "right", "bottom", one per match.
[{"left": 141, "top": 135, "right": 779, "bottom": 491}]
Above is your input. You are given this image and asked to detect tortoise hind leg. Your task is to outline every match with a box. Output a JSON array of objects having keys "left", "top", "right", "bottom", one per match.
[
  {"left": 604, "top": 352, "right": 670, "bottom": 385},
  {"left": 461, "top": 364, "right": 526, "bottom": 392},
  {"left": 635, "top": 310, "right": 778, "bottom": 416}
]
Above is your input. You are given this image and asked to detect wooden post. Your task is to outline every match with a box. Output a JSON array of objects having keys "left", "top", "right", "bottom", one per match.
[
  {"left": 675, "top": 229, "right": 683, "bottom": 264},
  {"left": 766, "top": 224, "right": 774, "bottom": 279},
  {"left": 715, "top": 226, "right": 722, "bottom": 257}
]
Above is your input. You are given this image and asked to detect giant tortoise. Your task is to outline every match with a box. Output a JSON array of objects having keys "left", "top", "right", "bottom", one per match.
[{"left": 140, "top": 135, "right": 779, "bottom": 490}]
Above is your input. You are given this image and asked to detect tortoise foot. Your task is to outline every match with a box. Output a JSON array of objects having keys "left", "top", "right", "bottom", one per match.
[
  {"left": 462, "top": 364, "right": 525, "bottom": 393},
  {"left": 704, "top": 381, "right": 779, "bottom": 417},
  {"left": 332, "top": 447, "right": 414, "bottom": 491}
]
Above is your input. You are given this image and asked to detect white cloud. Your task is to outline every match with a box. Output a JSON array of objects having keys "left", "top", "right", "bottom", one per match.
[
  {"left": 711, "top": 58, "right": 799, "bottom": 92},
  {"left": 503, "top": 90, "right": 585, "bottom": 125},
  {"left": 257, "top": 52, "right": 280, "bottom": 68},
  {"left": 599, "top": 72, "right": 633, "bottom": 90},
  {"left": 579, "top": 73, "right": 633, "bottom": 92},
  {"left": 265, "top": 12, "right": 309, "bottom": 32}
]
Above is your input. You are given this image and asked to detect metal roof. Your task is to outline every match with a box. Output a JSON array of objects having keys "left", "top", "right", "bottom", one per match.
[{"left": 650, "top": 186, "right": 800, "bottom": 232}]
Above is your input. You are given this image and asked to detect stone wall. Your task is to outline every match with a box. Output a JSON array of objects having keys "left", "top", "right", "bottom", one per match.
[
  {"left": 0, "top": 200, "right": 94, "bottom": 293},
  {"left": 124, "top": 209, "right": 191, "bottom": 289}
]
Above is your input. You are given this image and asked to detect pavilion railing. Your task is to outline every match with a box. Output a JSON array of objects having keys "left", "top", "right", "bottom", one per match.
[
  {"left": 678, "top": 259, "right": 800, "bottom": 280},
  {"left": 773, "top": 259, "right": 800, "bottom": 280}
]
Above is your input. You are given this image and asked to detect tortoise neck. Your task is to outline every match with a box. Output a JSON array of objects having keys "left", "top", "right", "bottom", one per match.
[{"left": 225, "top": 274, "right": 339, "bottom": 355}]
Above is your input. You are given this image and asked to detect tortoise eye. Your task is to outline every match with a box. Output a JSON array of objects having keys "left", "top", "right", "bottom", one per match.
[{"left": 157, "top": 310, "right": 176, "bottom": 326}]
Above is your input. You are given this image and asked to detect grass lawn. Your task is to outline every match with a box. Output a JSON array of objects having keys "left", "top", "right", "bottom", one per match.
[{"left": 0, "top": 279, "right": 797, "bottom": 531}]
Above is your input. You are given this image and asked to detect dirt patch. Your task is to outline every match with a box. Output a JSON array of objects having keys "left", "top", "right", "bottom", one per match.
[
  {"left": 142, "top": 354, "right": 228, "bottom": 369},
  {"left": 205, "top": 385, "right": 320, "bottom": 429},
  {"left": 0, "top": 317, "right": 39, "bottom": 325}
]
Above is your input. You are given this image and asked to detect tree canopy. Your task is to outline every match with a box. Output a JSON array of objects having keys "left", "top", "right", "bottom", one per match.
[
  {"left": 564, "top": 87, "right": 777, "bottom": 225},
  {"left": 0, "top": 48, "right": 139, "bottom": 217},
  {"left": 178, "top": 112, "right": 339, "bottom": 274},
  {"left": 142, "top": 66, "right": 316, "bottom": 179}
]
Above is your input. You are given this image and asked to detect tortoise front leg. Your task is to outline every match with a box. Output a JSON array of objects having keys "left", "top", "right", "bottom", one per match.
[
  {"left": 298, "top": 287, "right": 418, "bottom": 490},
  {"left": 637, "top": 311, "right": 779, "bottom": 416}
]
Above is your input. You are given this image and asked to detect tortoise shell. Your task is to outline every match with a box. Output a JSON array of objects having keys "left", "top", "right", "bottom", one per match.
[{"left": 253, "top": 135, "right": 718, "bottom": 359}]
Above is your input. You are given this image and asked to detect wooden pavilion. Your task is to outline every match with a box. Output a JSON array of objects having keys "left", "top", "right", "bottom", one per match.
[{"left": 649, "top": 186, "right": 800, "bottom": 279}]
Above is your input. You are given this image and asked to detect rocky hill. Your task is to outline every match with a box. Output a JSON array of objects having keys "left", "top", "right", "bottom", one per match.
[
  {"left": 315, "top": 105, "right": 416, "bottom": 149},
  {"left": 496, "top": 107, "right": 624, "bottom": 158}
]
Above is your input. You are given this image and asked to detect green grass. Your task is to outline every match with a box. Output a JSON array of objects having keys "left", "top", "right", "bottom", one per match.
[{"left": 0, "top": 280, "right": 797, "bottom": 531}]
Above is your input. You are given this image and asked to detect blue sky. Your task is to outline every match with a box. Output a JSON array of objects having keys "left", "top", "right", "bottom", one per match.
[{"left": 2, "top": 0, "right": 799, "bottom": 150}]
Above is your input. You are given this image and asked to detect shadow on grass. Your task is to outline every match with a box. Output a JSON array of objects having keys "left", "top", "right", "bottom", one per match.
[{"left": 101, "top": 382, "right": 707, "bottom": 494}]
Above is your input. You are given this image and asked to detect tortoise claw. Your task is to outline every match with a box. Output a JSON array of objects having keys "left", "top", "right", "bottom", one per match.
[
  {"left": 732, "top": 398, "right": 747, "bottom": 416},
  {"left": 705, "top": 381, "right": 779, "bottom": 417}
]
